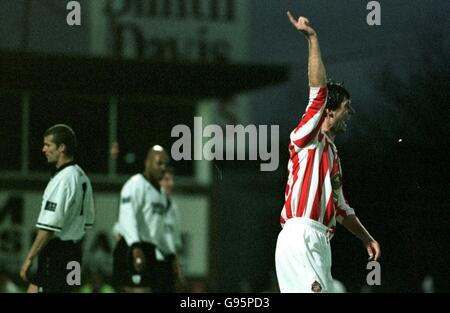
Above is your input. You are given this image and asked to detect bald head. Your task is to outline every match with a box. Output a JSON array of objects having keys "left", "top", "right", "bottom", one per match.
[
  {"left": 144, "top": 145, "right": 169, "bottom": 182},
  {"left": 147, "top": 145, "right": 167, "bottom": 160}
]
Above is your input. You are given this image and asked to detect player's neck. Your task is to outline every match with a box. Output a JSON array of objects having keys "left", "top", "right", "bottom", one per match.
[
  {"left": 143, "top": 172, "right": 160, "bottom": 189},
  {"left": 56, "top": 156, "right": 74, "bottom": 169},
  {"left": 321, "top": 121, "right": 336, "bottom": 141}
]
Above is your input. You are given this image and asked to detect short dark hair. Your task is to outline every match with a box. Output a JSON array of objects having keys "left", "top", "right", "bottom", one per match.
[
  {"left": 326, "top": 80, "right": 350, "bottom": 111},
  {"left": 44, "top": 124, "right": 77, "bottom": 157}
]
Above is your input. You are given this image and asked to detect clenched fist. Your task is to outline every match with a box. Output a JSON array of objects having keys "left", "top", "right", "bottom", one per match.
[{"left": 287, "top": 11, "right": 317, "bottom": 38}]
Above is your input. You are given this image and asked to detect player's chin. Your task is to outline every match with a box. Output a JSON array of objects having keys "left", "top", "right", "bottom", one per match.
[{"left": 336, "top": 124, "right": 347, "bottom": 134}]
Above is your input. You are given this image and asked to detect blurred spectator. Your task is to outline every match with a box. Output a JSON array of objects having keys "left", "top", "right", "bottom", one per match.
[
  {"left": 80, "top": 270, "right": 115, "bottom": 293},
  {"left": 159, "top": 166, "right": 185, "bottom": 292},
  {"left": 0, "top": 272, "right": 21, "bottom": 293},
  {"left": 85, "top": 232, "right": 113, "bottom": 279},
  {"left": 360, "top": 285, "right": 374, "bottom": 293},
  {"left": 422, "top": 275, "right": 435, "bottom": 293}
]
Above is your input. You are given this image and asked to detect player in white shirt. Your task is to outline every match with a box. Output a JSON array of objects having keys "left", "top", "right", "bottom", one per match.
[
  {"left": 157, "top": 166, "right": 183, "bottom": 292},
  {"left": 20, "top": 124, "right": 95, "bottom": 293},
  {"left": 113, "top": 145, "right": 174, "bottom": 292}
]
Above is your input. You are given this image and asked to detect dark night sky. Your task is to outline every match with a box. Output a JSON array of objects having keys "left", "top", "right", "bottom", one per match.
[{"left": 248, "top": 0, "right": 449, "bottom": 138}]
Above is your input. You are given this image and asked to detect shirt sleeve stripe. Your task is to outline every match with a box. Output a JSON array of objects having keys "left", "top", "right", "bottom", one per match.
[
  {"left": 36, "top": 223, "right": 62, "bottom": 232},
  {"left": 291, "top": 87, "right": 328, "bottom": 147}
]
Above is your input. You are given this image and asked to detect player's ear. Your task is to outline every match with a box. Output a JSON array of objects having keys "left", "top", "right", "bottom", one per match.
[{"left": 58, "top": 143, "right": 67, "bottom": 154}]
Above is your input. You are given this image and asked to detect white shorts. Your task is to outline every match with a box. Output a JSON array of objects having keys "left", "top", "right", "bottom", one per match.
[{"left": 275, "top": 217, "right": 334, "bottom": 293}]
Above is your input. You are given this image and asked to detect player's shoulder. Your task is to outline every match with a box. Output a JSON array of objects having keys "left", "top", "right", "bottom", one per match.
[
  {"left": 47, "top": 165, "right": 76, "bottom": 193},
  {"left": 122, "top": 173, "right": 146, "bottom": 189},
  {"left": 308, "top": 85, "right": 328, "bottom": 101},
  {"left": 53, "top": 163, "right": 77, "bottom": 182},
  {"left": 61, "top": 164, "right": 91, "bottom": 181},
  {"left": 309, "top": 85, "right": 328, "bottom": 92},
  {"left": 127, "top": 173, "right": 145, "bottom": 184},
  {"left": 55, "top": 165, "right": 92, "bottom": 191}
]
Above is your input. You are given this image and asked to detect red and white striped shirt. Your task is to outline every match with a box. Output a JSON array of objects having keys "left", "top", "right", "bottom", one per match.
[{"left": 280, "top": 86, "right": 355, "bottom": 231}]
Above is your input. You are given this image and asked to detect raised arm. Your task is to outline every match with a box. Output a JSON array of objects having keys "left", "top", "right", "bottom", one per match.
[
  {"left": 288, "top": 11, "right": 328, "bottom": 148},
  {"left": 287, "top": 11, "right": 327, "bottom": 87}
]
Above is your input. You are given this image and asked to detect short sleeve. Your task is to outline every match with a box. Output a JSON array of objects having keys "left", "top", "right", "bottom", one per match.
[{"left": 37, "top": 183, "right": 70, "bottom": 232}]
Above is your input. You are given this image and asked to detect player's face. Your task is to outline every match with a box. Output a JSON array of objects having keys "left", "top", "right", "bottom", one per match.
[
  {"left": 160, "top": 172, "right": 174, "bottom": 194},
  {"left": 331, "top": 98, "right": 354, "bottom": 134},
  {"left": 42, "top": 135, "right": 61, "bottom": 164},
  {"left": 146, "top": 152, "right": 169, "bottom": 181}
]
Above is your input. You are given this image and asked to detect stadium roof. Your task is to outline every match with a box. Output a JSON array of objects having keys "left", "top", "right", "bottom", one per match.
[{"left": 0, "top": 51, "right": 289, "bottom": 98}]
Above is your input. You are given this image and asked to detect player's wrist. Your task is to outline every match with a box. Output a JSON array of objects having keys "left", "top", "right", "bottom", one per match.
[
  {"left": 306, "top": 32, "right": 318, "bottom": 41},
  {"left": 361, "top": 235, "right": 374, "bottom": 245}
]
